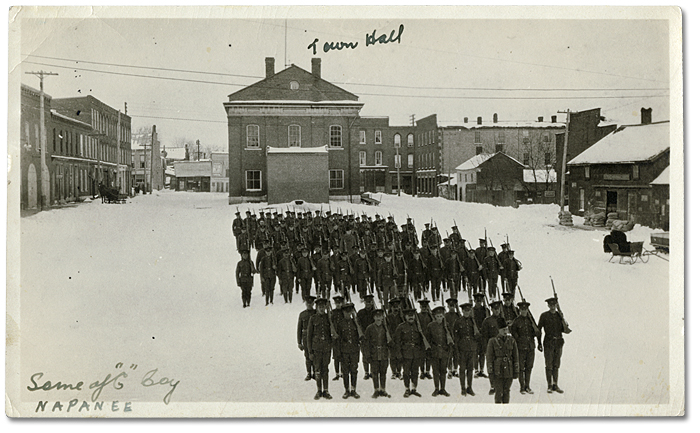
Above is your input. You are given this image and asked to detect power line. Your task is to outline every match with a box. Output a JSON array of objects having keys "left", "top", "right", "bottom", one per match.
[
  {"left": 23, "top": 53, "right": 668, "bottom": 92},
  {"left": 22, "top": 60, "right": 669, "bottom": 101},
  {"left": 130, "top": 114, "right": 228, "bottom": 124}
]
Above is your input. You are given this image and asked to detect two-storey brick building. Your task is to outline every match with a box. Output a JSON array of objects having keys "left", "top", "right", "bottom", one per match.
[
  {"left": 225, "top": 58, "right": 419, "bottom": 204},
  {"left": 20, "top": 84, "right": 50, "bottom": 209},
  {"left": 567, "top": 119, "right": 670, "bottom": 228}
]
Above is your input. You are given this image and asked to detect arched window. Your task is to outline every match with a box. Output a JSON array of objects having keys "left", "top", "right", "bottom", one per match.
[
  {"left": 407, "top": 133, "right": 414, "bottom": 147},
  {"left": 359, "top": 151, "right": 367, "bottom": 166},
  {"left": 394, "top": 133, "right": 401, "bottom": 148},
  {"left": 330, "top": 125, "right": 342, "bottom": 147},
  {"left": 288, "top": 125, "right": 301, "bottom": 147}
]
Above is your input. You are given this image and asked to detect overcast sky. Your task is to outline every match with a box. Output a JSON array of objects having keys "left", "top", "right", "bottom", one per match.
[{"left": 16, "top": 7, "right": 675, "bottom": 152}]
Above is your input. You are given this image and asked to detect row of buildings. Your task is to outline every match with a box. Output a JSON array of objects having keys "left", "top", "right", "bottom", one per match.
[
  {"left": 223, "top": 57, "right": 670, "bottom": 229},
  {"left": 20, "top": 84, "right": 132, "bottom": 209}
]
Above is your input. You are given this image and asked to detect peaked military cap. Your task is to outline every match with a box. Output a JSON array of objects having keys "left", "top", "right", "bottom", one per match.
[
  {"left": 306, "top": 296, "right": 317, "bottom": 303},
  {"left": 452, "top": 225, "right": 459, "bottom": 230},
  {"left": 373, "top": 309, "right": 384, "bottom": 317},
  {"left": 459, "top": 302, "right": 473, "bottom": 309},
  {"left": 479, "top": 238, "right": 487, "bottom": 243},
  {"left": 487, "top": 246, "right": 497, "bottom": 252},
  {"left": 446, "top": 298, "right": 458, "bottom": 305},
  {"left": 496, "top": 317, "right": 508, "bottom": 329},
  {"left": 424, "top": 223, "right": 430, "bottom": 227},
  {"left": 235, "top": 211, "right": 241, "bottom": 215},
  {"left": 517, "top": 301, "right": 531, "bottom": 308},
  {"left": 245, "top": 210, "right": 252, "bottom": 214},
  {"left": 403, "top": 308, "right": 417, "bottom": 315},
  {"left": 333, "top": 295, "right": 345, "bottom": 302},
  {"left": 501, "top": 243, "right": 509, "bottom": 249},
  {"left": 363, "top": 294, "right": 375, "bottom": 301},
  {"left": 502, "top": 292, "right": 514, "bottom": 299},
  {"left": 432, "top": 306, "right": 446, "bottom": 314},
  {"left": 326, "top": 211, "right": 332, "bottom": 216},
  {"left": 418, "top": 299, "right": 431, "bottom": 305},
  {"left": 473, "top": 293, "right": 485, "bottom": 299},
  {"left": 508, "top": 250, "right": 515, "bottom": 255},
  {"left": 240, "top": 248, "right": 250, "bottom": 254},
  {"left": 315, "top": 297, "right": 329, "bottom": 304},
  {"left": 388, "top": 298, "right": 402, "bottom": 304},
  {"left": 546, "top": 297, "right": 558, "bottom": 305},
  {"left": 342, "top": 302, "right": 355, "bottom": 310},
  {"left": 489, "top": 300, "right": 503, "bottom": 308}
]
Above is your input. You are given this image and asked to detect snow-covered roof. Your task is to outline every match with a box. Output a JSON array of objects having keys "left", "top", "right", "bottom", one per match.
[
  {"left": 50, "top": 109, "right": 93, "bottom": 129},
  {"left": 650, "top": 166, "right": 670, "bottom": 185},
  {"left": 163, "top": 148, "right": 187, "bottom": 160},
  {"left": 523, "top": 169, "right": 557, "bottom": 183},
  {"left": 174, "top": 161, "right": 211, "bottom": 177},
  {"left": 568, "top": 121, "right": 670, "bottom": 165},
  {"left": 267, "top": 145, "right": 328, "bottom": 154},
  {"left": 455, "top": 153, "right": 496, "bottom": 171},
  {"left": 438, "top": 174, "right": 458, "bottom": 186},
  {"left": 438, "top": 121, "right": 565, "bottom": 129},
  {"left": 225, "top": 100, "right": 364, "bottom": 106},
  {"left": 164, "top": 166, "right": 175, "bottom": 176}
]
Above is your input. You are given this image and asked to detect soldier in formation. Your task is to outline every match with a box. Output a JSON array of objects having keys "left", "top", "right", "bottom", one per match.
[{"left": 485, "top": 317, "right": 519, "bottom": 404}]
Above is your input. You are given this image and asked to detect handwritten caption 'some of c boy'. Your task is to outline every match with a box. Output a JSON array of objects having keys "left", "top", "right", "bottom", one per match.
[
  {"left": 307, "top": 24, "right": 404, "bottom": 54},
  {"left": 26, "top": 362, "right": 179, "bottom": 413}
]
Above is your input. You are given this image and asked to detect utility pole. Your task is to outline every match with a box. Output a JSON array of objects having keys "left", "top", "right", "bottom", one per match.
[
  {"left": 26, "top": 70, "right": 58, "bottom": 209},
  {"left": 116, "top": 109, "right": 121, "bottom": 193},
  {"left": 557, "top": 109, "right": 574, "bottom": 226},
  {"left": 396, "top": 144, "right": 401, "bottom": 196},
  {"left": 196, "top": 139, "right": 201, "bottom": 161},
  {"left": 149, "top": 125, "right": 157, "bottom": 193},
  {"left": 409, "top": 114, "right": 415, "bottom": 126}
]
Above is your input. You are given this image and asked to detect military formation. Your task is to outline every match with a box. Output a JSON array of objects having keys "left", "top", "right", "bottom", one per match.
[{"left": 233, "top": 207, "right": 572, "bottom": 402}]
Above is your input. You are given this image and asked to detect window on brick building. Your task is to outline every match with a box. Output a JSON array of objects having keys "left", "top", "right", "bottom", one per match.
[
  {"left": 632, "top": 165, "right": 639, "bottom": 180},
  {"left": 523, "top": 152, "right": 530, "bottom": 166},
  {"left": 375, "top": 151, "right": 383, "bottom": 166},
  {"left": 330, "top": 125, "right": 342, "bottom": 147},
  {"left": 246, "top": 125, "right": 260, "bottom": 148},
  {"left": 495, "top": 144, "right": 503, "bottom": 153},
  {"left": 375, "top": 130, "right": 382, "bottom": 144},
  {"left": 543, "top": 133, "right": 550, "bottom": 143},
  {"left": 53, "top": 128, "right": 56, "bottom": 151},
  {"left": 329, "top": 170, "right": 344, "bottom": 189},
  {"left": 359, "top": 151, "right": 366, "bottom": 166},
  {"left": 474, "top": 131, "right": 481, "bottom": 144},
  {"left": 544, "top": 152, "right": 552, "bottom": 166},
  {"left": 360, "top": 130, "right": 366, "bottom": 144},
  {"left": 497, "top": 131, "right": 505, "bottom": 144},
  {"left": 394, "top": 133, "right": 401, "bottom": 148},
  {"left": 408, "top": 154, "right": 413, "bottom": 168},
  {"left": 523, "top": 129, "right": 530, "bottom": 145},
  {"left": 585, "top": 166, "right": 590, "bottom": 179},
  {"left": 407, "top": 133, "right": 414, "bottom": 147},
  {"left": 35, "top": 124, "right": 40, "bottom": 151},
  {"left": 288, "top": 125, "right": 301, "bottom": 147},
  {"left": 59, "top": 130, "right": 64, "bottom": 153},
  {"left": 246, "top": 170, "right": 262, "bottom": 191},
  {"left": 476, "top": 146, "right": 482, "bottom": 155}
]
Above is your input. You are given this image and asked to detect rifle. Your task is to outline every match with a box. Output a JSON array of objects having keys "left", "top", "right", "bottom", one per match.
[
  {"left": 447, "top": 230, "right": 465, "bottom": 273},
  {"left": 350, "top": 305, "right": 365, "bottom": 339},
  {"left": 516, "top": 285, "right": 542, "bottom": 344},
  {"left": 408, "top": 293, "right": 431, "bottom": 350},
  {"left": 378, "top": 294, "right": 393, "bottom": 345},
  {"left": 326, "top": 301, "right": 339, "bottom": 340},
  {"left": 550, "top": 277, "right": 572, "bottom": 333},
  {"left": 440, "top": 290, "right": 455, "bottom": 345}
]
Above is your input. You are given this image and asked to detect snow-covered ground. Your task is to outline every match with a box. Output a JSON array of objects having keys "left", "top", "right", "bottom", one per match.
[{"left": 14, "top": 190, "right": 675, "bottom": 415}]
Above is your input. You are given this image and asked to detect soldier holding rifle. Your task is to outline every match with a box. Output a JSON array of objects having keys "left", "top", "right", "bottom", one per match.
[
  {"left": 453, "top": 302, "right": 480, "bottom": 396},
  {"left": 357, "top": 294, "right": 376, "bottom": 381},
  {"left": 307, "top": 297, "right": 336, "bottom": 400},
  {"left": 538, "top": 284, "right": 571, "bottom": 394},
  {"left": 336, "top": 303, "right": 362, "bottom": 399},
  {"left": 426, "top": 305, "right": 453, "bottom": 397},
  {"left": 364, "top": 309, "right": 392, "bottom": 398},
  {"left": 473, "top": 293, "right": 490, "bottom": 378},
  {"left": 417, "top": 299, "right": 434, "bottom": 380},
  {"left": 481, "top": 300, "right": 504, "bottom": 395},
  {"left": 394, "top": 306, "right": 428, "bottom": 397},
  {"left": 510, "top": 299, "right": 542, "bottom": 395},
  {"left": 297, "top": 296, "right": 316, "bottom": 381}
]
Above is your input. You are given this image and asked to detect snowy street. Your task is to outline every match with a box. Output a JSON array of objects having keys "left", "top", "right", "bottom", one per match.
[{"left": 16, "top": 190, "right": 673, "bottom": 412}]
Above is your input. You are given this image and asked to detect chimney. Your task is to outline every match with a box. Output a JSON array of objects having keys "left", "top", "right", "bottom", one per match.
[
  {"left": 641, "top": 107, "right": 652, "bottom": 125},
  {"left": 538, "top": 116, "right": 544, "bottom": 122},
  {"left": 551, "top": 115, "right": 557, "bottom": 123},
  {"left": 477, "top": 116, "right": 482, "bottom": 125},
  {"left": 311, "top": 58, "right": 321, "bottom": 78},
  {"left": 265, "top": 57, "right": 275, "bottom": 78},
  {"left": 493, "top": 113, "right": 498, "bottom": 123},
  {"left": 463, "top": 117, "right": 468, "bottom": 123}
]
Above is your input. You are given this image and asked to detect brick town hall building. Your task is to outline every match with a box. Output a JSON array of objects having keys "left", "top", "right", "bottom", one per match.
[{"left": 224, "top": 57, "right": 416, "bottom": 204}]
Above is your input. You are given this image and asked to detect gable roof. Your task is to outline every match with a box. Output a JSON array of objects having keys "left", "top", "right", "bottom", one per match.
[
  {"left": 568, "top": 121, "right": 670, "bottom": 165},
  {"left": 455, "top": 152, "right": 524, "bottom": 171},
  {"left": 650, "top": 166, "right": 670, "bottom": 185},
  {"left": 523, "top": 169, "right": 557, "bottom": 183},
  {"left": 228, "top": 64, "right": 359, "bottom": 103}
]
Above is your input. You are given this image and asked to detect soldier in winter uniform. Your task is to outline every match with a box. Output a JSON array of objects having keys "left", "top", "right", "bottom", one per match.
[
  {"left": 506, "top": 250, "right": 522, "bottom": 293},
  {"left": 315, "top": 249, "right": 333, "bottom": 299},
  {"left": 394, "top": 308, "right": 426, "bottom": 398},
  {"left": 364, "top": 309, "right": 392, "bottom": 398},
  {"left": 473, "top": 293, "right": 490, "bottom": 378},
  {"left": 444, "top": 298, "right": 460, "bottom": 378},
  {"left": 427, "top": 247, "right": 443, "bottom": 302},
  {"left": 386, "top": 298, "right": 404, "bottom": 380},
  {"left": 277, "top": 247, "right": 295, "bottom": 303},
  {"left": 307, "top": 297, "right": 336, "bottom": 400},
  {"left": 356, "top": 294, "right": 376, "bottom": 380},
  {"left": 258, "top": 245, "right": 277, "bottom": 306},
  {"left": 296, "top": 247, "right": 314, "bottom": 302},
  {"left": 453, "top": 302, "right": 480, "bottom": 396},
  {"left": 475, "top": 239, "right": 488, "bottom": 292},
  {"left": 297, "top": 296, "right": 316, "bottom": 381},
  {"left": 497, "top": 243, "right": 510, "bottom": 292},
  {"left": 483, "top": 247, "right": 502, "bottom": 300},
  {"left": 354, "top": 249, "right": 372, "bottom": 298},
  {"left": 510, "top": 300, "right": 542, "bottom": 394},
  {"left": 407, "top": 250, "right": 426, "bottom": 300},
  {"left": 331, "top": 295, "right": 345, "bottom": 381},
  {"left": 485, "top": 317, "right": 520, "bottom": 404},
  {"left": 235, "top": 249, "right": 256, "bottom": 308},
  {"left": 336, "top": 303, "right": 362, "bottom": 399},
  {"left": 464, "top": 249, "right": 482, "bottom": 301},
  {"left": 417, "top": 299, "right": 434, "bottom": 380},
  {"left": 538, "top": 297, "right": 569, "bottom": 394},
  {"left": 481, "top": 300, "right": 504, "bottom": 395},
  {"left": 426, "top": 305, "right": 452, "bottom": 397}
]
